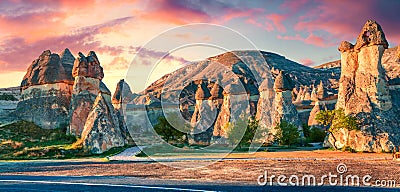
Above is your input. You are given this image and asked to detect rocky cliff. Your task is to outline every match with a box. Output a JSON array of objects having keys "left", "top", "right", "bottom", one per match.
[
  {"left": 14, "top": 49, "right": 75, "bottom": 129},
  {"left": 325, "top": 20, "right": 400, "bottom": 152}
]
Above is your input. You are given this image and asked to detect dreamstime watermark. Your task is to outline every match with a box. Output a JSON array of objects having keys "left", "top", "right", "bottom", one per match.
[{"left": 257, "top": 163, "right": 398, "bottom": 188}]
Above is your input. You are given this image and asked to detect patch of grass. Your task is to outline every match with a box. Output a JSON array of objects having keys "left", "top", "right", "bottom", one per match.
[
  {"left": 0, "top": 121, "right": 134, "bottom": 160},
  {"left": 0, "top": 121, "right": 82, "bottom": 160}
]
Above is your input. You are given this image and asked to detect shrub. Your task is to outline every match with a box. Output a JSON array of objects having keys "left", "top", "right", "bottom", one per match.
[
  {"left": 308, "top": 127, "right": 326, "bottom": 142},
  {"left": 0, "top": 93, "right": 18, "bottom": 101},
  {"left": 226, "top": 116, "right": 259, "bottom": 149},
  {"left": 274, "top": 120, "right": 300, "bottom": 146},
  {"left": 154, "top": 114, "right": 189, "bottom": 143},
  {"left": 315, "top": 109, "right": 359, "bottom": 133},
  {"left": 302, "top": 123, "right": 311, "bottom": 138}
]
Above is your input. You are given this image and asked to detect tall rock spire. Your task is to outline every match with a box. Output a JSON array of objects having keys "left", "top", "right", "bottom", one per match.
[{"left": 325, "top": 20, "right": 399, "bottom": 152}]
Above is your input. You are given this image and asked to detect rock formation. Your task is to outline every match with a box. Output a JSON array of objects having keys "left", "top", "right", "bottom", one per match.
[
  {"left": 112, "top": 79, "right": 134, "bottom": 144},
  {"left": 79, "top": 92, "right": 126, "bottom": 154},
  {"left": 190, "top": 80, "right": 215, "bottom": 144},
  {"left": 68, "top": 51, "right": 104, "bottom": 136},
  {"left": 308, "top": 102, "right": 325, "bottom": 127},
  {"left": 325, "top": 20, "right": 400, "bottom": 152},
  {"left": 212, "top": 81, "right": 249, "bottom": 143},
  {"left": 317, "top": 81, "right": 328, "bottom": 100},
  {"left": 255, "top": 78, "right": 275, "bottom": 143},
  {"left": 269, "top": 71, "right": 301, "bottom": 142},
  {"left": 14, "top": 49, "right": 74, "bottom": 129}
]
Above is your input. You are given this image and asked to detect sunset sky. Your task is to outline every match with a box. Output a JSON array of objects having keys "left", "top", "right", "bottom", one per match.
[{"left": 0, "top": 0, "right": 399, "bottom": 92}]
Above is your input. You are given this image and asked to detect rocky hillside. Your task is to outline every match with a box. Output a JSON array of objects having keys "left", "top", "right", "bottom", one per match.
[{"left": 135, "top": 50, "right": 340, "bottom": 105}]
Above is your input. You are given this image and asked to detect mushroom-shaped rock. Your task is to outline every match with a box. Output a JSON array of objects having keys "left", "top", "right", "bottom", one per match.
[
  {"left": 274, "top": 71, "right": 294, "bottom": 91},
  {"left": 195, "top": 81, "right": 211, "bottom": 100},
  {"left": 210, "top": 83, "right": 223, "bottom": 99},
  {"left": 354, "top": 20, "right": 389, "bottom": 50},
  {"left": 338, "top": 41, "right": 354, "bottom": 52}
]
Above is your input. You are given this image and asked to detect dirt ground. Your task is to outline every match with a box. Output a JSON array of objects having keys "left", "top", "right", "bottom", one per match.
[{"left": 1, "top": 150, "right": 399, "bottom": 187}]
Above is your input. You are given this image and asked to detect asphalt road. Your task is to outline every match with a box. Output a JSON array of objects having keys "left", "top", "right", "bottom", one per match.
[{"left": 0, "top": 175, "right": 398, "bottom": 192}]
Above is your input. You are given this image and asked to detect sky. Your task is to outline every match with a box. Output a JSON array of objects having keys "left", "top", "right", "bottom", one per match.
[{"left": 0, "top": 0, "right": 399, "bottom": 93}]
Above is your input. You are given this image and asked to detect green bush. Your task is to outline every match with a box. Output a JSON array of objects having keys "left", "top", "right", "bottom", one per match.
[
  {"left": 274, "top": 120, "right": 300, "bottom": 146},
  {"left": 302, "top": 123, "right": 310, "bottom": 138},
  {"left": 154, "top": 114, "right": 189, "bottom": 143},
  {"left": 226, "top": 115, "right": 259, "bottom": 149},
  {"left": 308, "top": 127, "right": 326, "bottom": 142},
  {"left": 315, "top": 109, "right": 359, "bottom": 133},
  {"left": 0, "top": 93, "right": 18, "bottom": 101}
]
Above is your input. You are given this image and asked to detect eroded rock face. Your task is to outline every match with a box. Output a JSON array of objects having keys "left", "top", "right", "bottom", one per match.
[
  {"left": 268, "top": 72, "right": 301, "bottom": 142},
  {"left": 21, "top": 49, "right": 74, "bottom": 89},
  {"left": 212, "top": 82, "right": 250, "bottom": 143},
  {"left": 325, "top": 20, "right": 400, "bottom": 152},
  {"left": 69, "top": 51, "right": 104, "bottom": 136},
  {"left": 72, "top": 51, "right": 104, "bottom": 80},
  {"left": 79, "top": 93, "right": 126, "bottom": 154},
  {"left": 256, "top": 78, "right": 276, "bottom": 143},
  {"left": 15, "top": 49, "right": 74, "bottom": 129},
  {"left": 190, "top": 81, "right": 216, "bottom": 144},
  {"left": 112, "top": 79, "right": 134, "bottom": 144}
]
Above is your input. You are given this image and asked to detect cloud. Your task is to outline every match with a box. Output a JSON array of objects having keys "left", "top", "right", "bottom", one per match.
[
  {"left": 0, "top": 17, "right": 133, "bottom": 71},
  {"left": 293, "top": 0, "right": 400, "bottom": 45},
  {"left": 280, "top": 0, "right": 310, "bottom": 11},
  {"left": 277, "top": 33, "right": 333, "bottom": 47},
  {"left": 299, "top": 58, "right": 314, "bottom": 66},
  {"left": 266, "top": 14, "right": 287, "bottom": 33},
  {"left": 129, "top": 46, "right": 188, "bottom": 66},
  {"left": 138, "top": 0, "right": 211, "bottom": 24},
  {"left": 246, "top": 18, "right": 274, "bottom": 32}
]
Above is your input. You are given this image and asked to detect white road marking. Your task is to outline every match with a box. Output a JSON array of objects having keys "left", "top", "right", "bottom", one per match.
[{"left": 0, "top": 179, "right": 217, "bottom": 192}]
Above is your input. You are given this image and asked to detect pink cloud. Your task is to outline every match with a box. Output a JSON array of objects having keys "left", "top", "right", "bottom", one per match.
[
  {"left": 266, "top": 14, "right": 287, "bottom": 33},
  {"left": 280, "top": 0, "right": 310, "bottom": 11},
  {"left": 246, "top": 19, "right": 274, "bottom": 32},
  {"left": 221, "top": 8, "right": 264, "bottom": 22},
  {"left": 277, "top": 33, "right": 334, "bottom": 47},
  {"left": 300, "top": 58, "right": 314, "bottom": 66},
  {"left": 0, "top": 17, "right": 132, "bottom": 71},
  {"left": 293, "top": 0, "right": 400, "bottom": 45},
  {"left": 139, "top": 0, "right": 211, "bottom": 24}
]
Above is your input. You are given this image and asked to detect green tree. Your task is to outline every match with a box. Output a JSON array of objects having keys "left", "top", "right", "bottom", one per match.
[
  {"left": 315, "top": 110, "right": 335, "bottom": 128},
  {"left": 274, "top": 120, "right": 300, "bottom": 146},
  {"left": 302, "top": 123, "right": 311, "bottom": 138},
  {"left": 226, "top": 115, "right": 259, "bottom": 149},
  {"left": 154, "top": 115, "right": 189, "bottom": 143},
  {"left": 315, "top": 109, "right": 359, "bottom": 133},
  {"left": 309, "top": 127, "right": 326, "bottom": 142}
]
